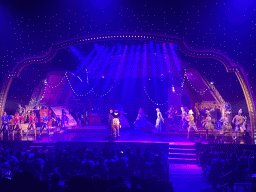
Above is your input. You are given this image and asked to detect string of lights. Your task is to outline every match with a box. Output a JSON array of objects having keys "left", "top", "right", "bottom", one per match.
[
  {"left": 91, "top": 80, "right": 119, "bottom": 98},
  {"left": 39, "top": 80, "right": 48, "bottom": 102},
  {"left": 45, "top": 74, "right": 66, "bottom": 89},
  {"left": 185, "top": 75, "right": 208, "bottom": 95},
  {"left": 65, "top": 72, "right": 118, "bottom": 97},
  {"left": 143, "top": 86, "right": 168, "bottom": 106}
]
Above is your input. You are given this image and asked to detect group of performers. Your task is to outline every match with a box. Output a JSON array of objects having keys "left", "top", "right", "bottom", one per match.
[
  {"left": 0, "top": 106, "right": 70, "bottom": 139},
  {"left": 106, "top": 106, "right": 248, "bottom": 141}
]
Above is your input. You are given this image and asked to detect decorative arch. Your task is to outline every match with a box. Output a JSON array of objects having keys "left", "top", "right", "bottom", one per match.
[{"left": 0, "top": 33, "right": 255, "bottom": 141}]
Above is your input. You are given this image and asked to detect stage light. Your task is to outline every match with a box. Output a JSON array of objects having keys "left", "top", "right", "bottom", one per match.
[{"left": 210, "top": 82, "right": 214, "bottom": 85}]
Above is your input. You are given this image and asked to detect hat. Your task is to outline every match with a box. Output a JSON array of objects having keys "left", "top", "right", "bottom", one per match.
[
  {"left": 114, "top": 110, "right": 118, "bottom": 113},
  {"left": 238, "top": 109, "right": 242, "bottom": 114},
  {"left": 188, "top": 110, "right": 193, "bottom": 115}
]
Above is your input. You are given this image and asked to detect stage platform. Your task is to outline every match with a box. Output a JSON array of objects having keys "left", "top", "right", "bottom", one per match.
[{"left": 0, "top": 126, "right": 255, "bottom": 166}]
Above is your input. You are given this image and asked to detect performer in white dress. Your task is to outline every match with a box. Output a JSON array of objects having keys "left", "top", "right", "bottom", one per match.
[{"left": 155, "top": 108, "right": 164, "bottom": 132}]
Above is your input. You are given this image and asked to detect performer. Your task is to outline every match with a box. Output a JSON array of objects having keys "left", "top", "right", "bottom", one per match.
[
  {"left": 232, "top": 109, "right": 246, "bottom": 140},
  {"left": 55, "top": 115, "right": 62, "bottom": 127},
  {"left": 12, "top": 112, "right": 25, "bottom": 136},
  {"left": 202, "top": 110, "right": 216, "bottom": 140},
  {"left": 61, "top": 110, "right": 69, "bottom": 127},
  {"left": 27, "top": 112, "right": 38, "bottom": 138},
  {"left": 40, "top": 112, "right": 53, "bottom": 135},
  {"left": 1, "top": 112, "right": 12, "bottom": 137},
  {"left": 17, "top": 104, "right": 25, "bottom": 117},
  {"left": 107, "top": 109, "right": 114, "bottom": 135},
  {"left": 165, "top": 106, "right": 175, "bottom": 125},
  {"left": 155, "top": 108, "right": 164, "bottom": 133},
  {"left": 134, "top": 108, "right": 153, "bottom": 129},
  {"left": 112, "top": 110, "right": 120, "bottom": 138},
  {"left": 181, "top": 107, "right": 188, "bottom": 130},
  {"left": 119, "top": 110, "right": 130, "bottom": 128},
  {"left": 186, "top": 110, "right": 201, "bottom": 139},
  {"left": 220, "top": 112, "right": 232, "bottom": 141}
]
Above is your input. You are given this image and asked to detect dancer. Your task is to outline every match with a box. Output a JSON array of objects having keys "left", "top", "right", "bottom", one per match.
[
  {"left": 232, "top": 109, "right": 246, "bottom": 140},
  {"left": 108, "top": 109, "right": 114, "bottom": 136},
  {"left": 40, "top": 112, "right": 53, "bottom": 135},
  {"left": 155, "top": 108, "right": 164, "bottom": 133},
  {"left": 220, "top": 112, "right": 232, "bottom": 141},
  {"left": 165, "top": 106, "right": 175, "bottom": 125},
  {"left": 186, "top": 110, "right": 201, "bottom": 139},
  {"left": 134, "top": 108, "right": 154, "bottom": 129},
  {"left": 12, "top": 112, "right": 25, "bottom": 137},
  {"left": 1, "top": 112, "right": 12, "bottom": 138},
  {"left": 119, "top": 110, "right": 130, "bottom": 128},
  {"left": 61, "top": 110, "right": 69, "bottom": 127},
  {"left": 202, "top": 110, "right": 216, "bottom": 140},
  {"left": 181, "top": 107, "right": 188, "bottom": 130},
  {"left": 112, "top": 110, "right": 120, "bottom": 138},
  {"left": 27, "top": 112, "right": 38, "bottom": 138},
  {"left": 17, "top": 104, "right": 26, "bottom": 117}
]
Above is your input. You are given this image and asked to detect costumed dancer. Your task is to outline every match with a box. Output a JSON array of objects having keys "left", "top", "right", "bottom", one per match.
[
  {"left": 27, "top": 112, "right": 38, "bottom": 138},
  {"left": 1, "top": 112, "right": 12, "bottom": 137},
  {"left": 40, "top": 112, "right": 53, "bottom": 135},
  {"left": 232, "top": 109, "right": 247, "bottom": 140},
  {"left": 134, "top": 108, "right": 154, "bottom": 129},
  {"left": 55, "top": 115, "right": 62, "bottom": 127},
  {"left": 61, "top": 109, "right": 69, "bottom": 127},
  {"left": 219, "top": 112, "right": 232, "bottom": 141},
  {"left": 186, "top": 110, "right": 201, "bottom": 139},
  {"left": 12, "top": 112, "right": 25, "bottom": 137},
  {"left": 107, "top": 109, "right": 114, "bottom": 136},
  {"left": 181, "top": 107, "right": 188, "bottom": 130},
  {"left": 112, "top": 110, "right": 120, "bottom": 138},
  {"left": 17, "top": 104, "right": 26, "bottom": 117},
  {"left": 202, "top": 110, "right": 216, "bottom": 140},
  {"left": 165, "top": 106, "right": 175, "bottom": 125},
  {"left": 155, "top": 108, "right": 164, "bottom": 133},
  {"left": 119, "top": 110, "right": 130, "bottom": 128}
]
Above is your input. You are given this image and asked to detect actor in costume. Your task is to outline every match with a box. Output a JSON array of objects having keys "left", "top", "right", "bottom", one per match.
[
  {"left": 40, "top": 112, "right": 53, "bottom": 135},
  {"left": 134, "top": 108, "right": 153, "bottom": 129},
  {"left": 155, "top": 108, "right": 164, "bottom": 133},
  {"left": 181, "top": 107, "right": 188, "bottom": 130},
  {"left": 12, "top": 112, "right": 25, "bottom": 136},
  {"left": 55, "top": 115, "right": 62, "bottom": 127},
  {"left": 202, "top": 110, "right": 216, "bottom": 140},
  {"left": 112, "top": 110, "right": 120, "bottom": 138},
  {"left": 232, "top": 109, "right": 246, "bottom": 140},
  {"left": 27, "top": 112, "right": 38, "bottom": 138},
  {"left": 1, "top": 112, "right": 12, "bottom": 137},
  {"left": 61, "top": 109, "right": 69, "bottom": 127},
  {"left": 17, "top": 104, "right": 25, "bottom": 117},
  {"left": 165, "top": 106, "right": 175, "bottom": 125},
  {"left": 186, "top": 110, "right": 201, "bottom": 139},
  {"left": 220, "top": 112, "right": 232, "bottom": 141},
  {"left": 108, "top": 109, "right": 114, "bottom": 135}
]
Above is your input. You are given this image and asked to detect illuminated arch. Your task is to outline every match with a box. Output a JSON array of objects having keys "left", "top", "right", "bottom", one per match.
[{"left": 0, "top": 33, "right": 255, "bottom": 142}]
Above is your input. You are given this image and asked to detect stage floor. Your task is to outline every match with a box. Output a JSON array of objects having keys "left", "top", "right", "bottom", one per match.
[{"left": 2, "top": 126, "right": 249, "bottom": 145}]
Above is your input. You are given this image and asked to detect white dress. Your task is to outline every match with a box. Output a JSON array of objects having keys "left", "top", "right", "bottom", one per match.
[{"left": 155, "top": 112, "right": 164, "bottom": 132}]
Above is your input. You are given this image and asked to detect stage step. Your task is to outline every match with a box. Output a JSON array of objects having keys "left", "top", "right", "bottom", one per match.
[
  {"left": 169, "top": 143, "right": 197, "bottom": 164},
  {"left": 168, "top": 158, "right": 197, "bottom": 164},
  {"left": 169, "top": 152, "right": 196, "bottom": 159}
]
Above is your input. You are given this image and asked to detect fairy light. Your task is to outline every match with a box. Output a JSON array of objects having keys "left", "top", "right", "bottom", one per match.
[{"left": 143, "top": 86, "right": 168, "bottom": 106}]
